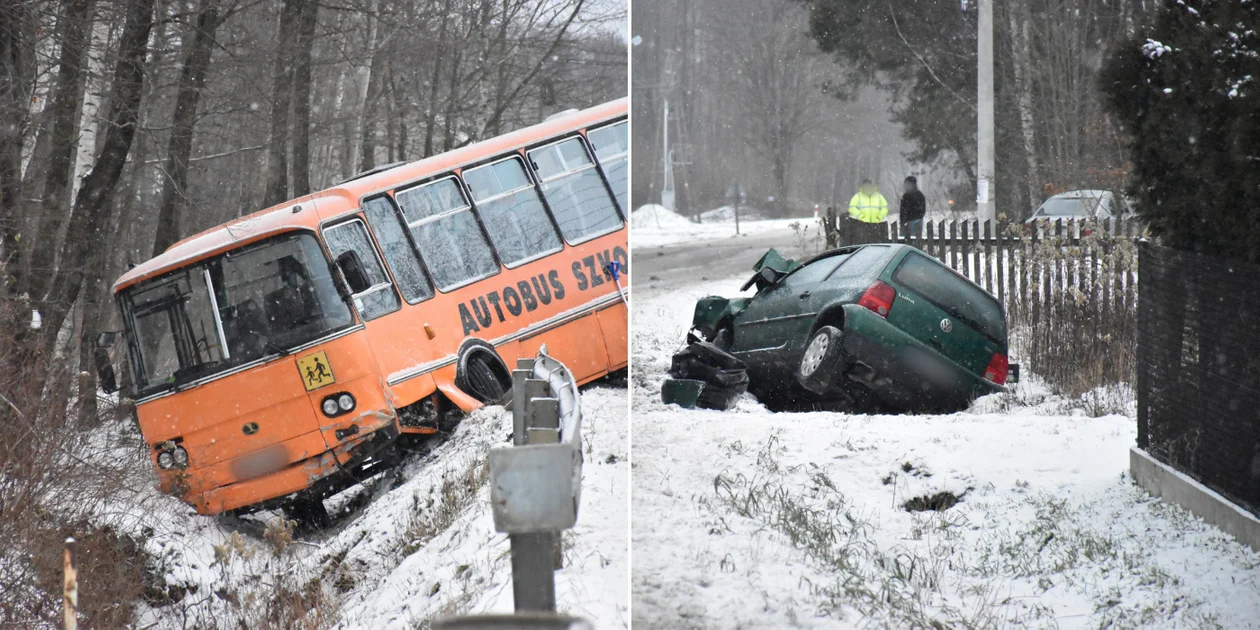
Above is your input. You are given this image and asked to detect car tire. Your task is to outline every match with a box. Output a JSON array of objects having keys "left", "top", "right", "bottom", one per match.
[{"left": 796, "top": 326, "right": 845, "bottom": 395}]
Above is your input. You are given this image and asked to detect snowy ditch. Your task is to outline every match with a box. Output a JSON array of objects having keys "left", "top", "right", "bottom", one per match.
[
  {"left": 70, "top": 386, "right": 628, "bottom": 629},
  {"left": 631, "top": 272, "right": 1260, "bottom": 629}
]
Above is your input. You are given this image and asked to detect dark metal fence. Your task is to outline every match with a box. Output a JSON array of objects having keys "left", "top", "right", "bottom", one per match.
[{"left": 1137, "top": 243, "right": 1260, "bottom": 517}]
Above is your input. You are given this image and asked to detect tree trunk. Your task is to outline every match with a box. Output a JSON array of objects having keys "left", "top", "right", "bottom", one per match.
[
  {"left": 41, "top": 0, "right": 154, "bottom": 356},
  {"left": 421, "top": 0, "right": 452, "bottom": 157},
  {"left": 25, "top": 0, "right": 95, "bottom": 301},
  {"left": 152, "top": 0, "right": 225, "bottom": 256},
  {"left": 262, "top": 0, "right": 303, "bottom": 207},
  {"left": 0, "top": 0, "right": 36, "bottom": 294},
  {"left": 290, "top": 0, "right": 317, "bottom": 196},
  {"left": 351, "top": 0, "right": 379, "bottom": 175},
  {"left": 71, "top": 11, "right": 109, "bottom": 201},
  {"left": 358, "top": 46, "right": 384, "bottom": 172},
  {"left": 1008, "top": 0, "right": 1041, "bottom": 219}
]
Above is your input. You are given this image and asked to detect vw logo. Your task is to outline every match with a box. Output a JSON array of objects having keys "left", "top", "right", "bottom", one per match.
[
  {"left": 940, "top": 318, "right": 953, "bottom": 333},
  {"left": 242, "top": 422, "right": 259, "bottom": 435}
]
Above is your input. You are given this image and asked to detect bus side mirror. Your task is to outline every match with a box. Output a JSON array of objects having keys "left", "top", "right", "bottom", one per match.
[
  {"left": 336, "top": 251, "right": 371, "bottom": 294},
  {"left": 96, "top": 331, "right": 117, "bottom": 348},
  {"left": 95, "top": 349, "right": 118, "bottom": 394}
]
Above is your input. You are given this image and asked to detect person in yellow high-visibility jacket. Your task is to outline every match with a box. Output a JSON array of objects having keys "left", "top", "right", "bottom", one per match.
[{"left": 848, "top": 179, "right": 889, "bottom": 223}]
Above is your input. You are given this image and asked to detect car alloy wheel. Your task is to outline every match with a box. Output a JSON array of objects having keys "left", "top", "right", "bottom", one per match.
[{"left": 801, "top": 331, "right": 830, "bottom": 376}]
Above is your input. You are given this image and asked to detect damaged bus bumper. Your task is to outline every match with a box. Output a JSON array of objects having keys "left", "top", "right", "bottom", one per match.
[{"left": 190, "top": 413, "right": 399, "bottom": 515}]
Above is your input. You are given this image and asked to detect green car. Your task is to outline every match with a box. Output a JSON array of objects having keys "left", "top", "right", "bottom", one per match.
[{"left": 692, "top": 244, "right": 1015, "bottom": 413}]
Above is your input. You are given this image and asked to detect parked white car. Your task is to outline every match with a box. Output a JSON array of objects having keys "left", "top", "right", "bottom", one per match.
[{"left": 1024, "top": 189, "right": 1141, "bottom": 236}]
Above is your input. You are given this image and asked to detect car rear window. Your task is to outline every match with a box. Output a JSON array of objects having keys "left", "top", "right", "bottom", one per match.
[
  {"left": 827, "top": 245, "right": 888, "bottom": 280},
  {"left": 892, "top": 252, "right": 1006, "bottom": 342}
]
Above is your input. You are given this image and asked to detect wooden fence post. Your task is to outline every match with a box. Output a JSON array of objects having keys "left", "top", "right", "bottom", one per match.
[{"left": 63, "top": 537, "right": 77, "bottom": 630}]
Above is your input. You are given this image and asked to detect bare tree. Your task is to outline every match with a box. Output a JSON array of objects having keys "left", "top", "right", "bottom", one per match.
[
  {"left": 262, "top": 0, "right": 304, "bottom": 206},
  {"left": 24, "top": 0, "right": 95, "bottom": 301},
  {"left": 42, "top": 0, "right": 154, "bottom": 353},
  {"left": 152, "top": 0, "right": 233, "bottom": 256},
  {"left": 0, "top": 1, "right": 37, "bottom": 294},
  {"left": 290, "top": 0, "right": 317, "bottom": 195},
  {"left": 711, "top": 0, "right": 826, "bottom": 213}
]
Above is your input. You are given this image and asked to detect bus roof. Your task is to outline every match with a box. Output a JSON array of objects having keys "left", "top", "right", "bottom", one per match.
[{"left": 113, "top": 98, "right": 627, "bottom": 294}]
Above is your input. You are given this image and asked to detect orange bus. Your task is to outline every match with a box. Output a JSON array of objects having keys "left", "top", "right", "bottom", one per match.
[{"left": 104, "top": 99, "right": 629, "bottom": 521}]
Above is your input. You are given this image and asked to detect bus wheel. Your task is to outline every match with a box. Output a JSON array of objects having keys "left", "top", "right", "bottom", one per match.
[
  {"left": 283, "top": 493, "right": 330, "bottom": 530},
  {"left": 455, "top": 340, "right": 512, "bottom": 405}
]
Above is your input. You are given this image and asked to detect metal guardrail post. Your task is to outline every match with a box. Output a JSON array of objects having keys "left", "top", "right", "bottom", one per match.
[{"left": 489, "top": 347, "right": 584, "bottom": 616}]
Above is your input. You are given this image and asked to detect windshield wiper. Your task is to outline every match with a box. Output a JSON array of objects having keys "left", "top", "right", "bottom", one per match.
[
  {"left": 265, "top": 341, "right": 291, "bottom": 356},
  {"left": 171, "top": 360, "right": 223, "bottom": 387}
]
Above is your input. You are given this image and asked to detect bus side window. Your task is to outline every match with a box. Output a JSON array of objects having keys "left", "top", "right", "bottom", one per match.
[
  {"left": 363, "top": 196, "right": 435, "bottom": 304},
  {"left": 463, "top": 156, "right": 562, "bottom": 267},
  {"left": 527, "top": 136, "right": 623, "bottom": 244},
  {"left": 322, "top": 219, "right": 401, "bottom": 320},
  {"left": 395, "top": 177, "right": 500, "bottom": 292},
  {"left": 587, "top": 121, "right": 628, "bottom": 213}
]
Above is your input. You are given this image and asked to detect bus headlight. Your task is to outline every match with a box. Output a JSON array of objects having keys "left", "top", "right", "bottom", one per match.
[
  {"left": 155, "top": 443, "right": 189, "bottom": 469},
  {"left": 337, "top": 393, "right": 355, "bottom": 412},
  {"left": 322, "top": 398, "right": 340, "bottom": 416},
  {"left": 320, "top": 392, "right": 357, "bottom": 417}
]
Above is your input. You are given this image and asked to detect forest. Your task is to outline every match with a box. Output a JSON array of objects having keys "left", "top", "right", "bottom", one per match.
[{"left": 631, "top": 0, "right": 1154, "bottom": 220}]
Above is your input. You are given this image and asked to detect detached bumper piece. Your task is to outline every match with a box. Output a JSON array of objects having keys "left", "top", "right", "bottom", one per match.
[{"left": 661, "top": 333, "right": 749, "bottom": 411}]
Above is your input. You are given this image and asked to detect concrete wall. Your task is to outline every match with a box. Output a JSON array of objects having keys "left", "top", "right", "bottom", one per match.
[{"left": 1130, "top": 446, "right": 1260, "bottom": 553}]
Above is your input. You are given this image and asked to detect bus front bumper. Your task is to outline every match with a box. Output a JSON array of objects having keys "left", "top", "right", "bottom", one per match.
[{"left": 192, "top": 419, "right": 400, "bottom": 515}]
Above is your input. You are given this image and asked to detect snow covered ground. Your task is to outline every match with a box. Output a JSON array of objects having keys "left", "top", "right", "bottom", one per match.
[
  {"left": 86, "top": 385, "right": 628, "bottom": 628},
  {"left": 633, "top": 204, "right": 819, "bottom": 249},
  {"left": 629, "top": 271, "right": 1260, "bottom": 629}
]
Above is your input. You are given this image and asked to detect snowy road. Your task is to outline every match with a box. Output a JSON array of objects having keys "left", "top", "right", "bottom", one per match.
[{"left": 628, "top": 241, "right": 1260, "bottom": 629}]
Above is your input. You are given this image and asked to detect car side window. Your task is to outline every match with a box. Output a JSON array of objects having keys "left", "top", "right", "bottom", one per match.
[{"left": 783, "top": 255, "right": 846, "bottom": 288}]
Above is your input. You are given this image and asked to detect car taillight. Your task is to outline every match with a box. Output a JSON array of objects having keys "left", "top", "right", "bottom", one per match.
[
  {"left": 984, "top": 352, "right": 1009, "bottom": 385},
  {"left": 858, "top": 281, "right": 896, "bottom": 318}
]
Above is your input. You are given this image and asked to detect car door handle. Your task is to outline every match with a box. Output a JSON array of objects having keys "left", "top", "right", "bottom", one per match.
[{"left": 799, "top": 291, "right": 811, "bottom": 299}]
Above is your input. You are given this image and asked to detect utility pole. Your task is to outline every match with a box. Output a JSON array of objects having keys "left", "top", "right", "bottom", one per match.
[
  {"left": 662, "top": 97, "right": 675, "bottom": 211},
  {"left": 977, "top": 0, "right": 995, "bottom": 223}
]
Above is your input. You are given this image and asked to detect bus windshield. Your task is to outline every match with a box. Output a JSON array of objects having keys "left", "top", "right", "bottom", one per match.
[{"left": 121, "top": 232, "right": 355, "bottom": 395}]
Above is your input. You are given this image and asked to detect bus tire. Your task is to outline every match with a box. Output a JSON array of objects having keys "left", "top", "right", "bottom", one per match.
[
  {"left": 455, "top": 340, "right": 512, "bottom": 405},
  {"left": 283, "top": 493, "right": 331, "bottom": 530}
]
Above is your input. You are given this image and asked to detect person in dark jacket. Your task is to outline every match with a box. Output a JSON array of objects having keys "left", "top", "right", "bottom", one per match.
[{"left": 900, "top": 176, "right": 927, "bottom": 238}]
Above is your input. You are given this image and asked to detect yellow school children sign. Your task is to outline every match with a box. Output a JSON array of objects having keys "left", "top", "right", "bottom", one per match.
[{"left": 296, "top": 351, "right": 336, "bottom": 391}]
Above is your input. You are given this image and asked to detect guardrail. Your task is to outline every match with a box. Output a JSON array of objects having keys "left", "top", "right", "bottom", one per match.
[{"left": 489, "top": 347, "right": 584, "bottom": 613}]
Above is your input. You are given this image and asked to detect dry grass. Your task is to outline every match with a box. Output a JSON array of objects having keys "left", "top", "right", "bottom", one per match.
[
  {"left": 1007, "top": 223, "right": 1138, "bottom": 403},
  {"left": 0, "top": 298, "right": 163, "bottom": 628}
]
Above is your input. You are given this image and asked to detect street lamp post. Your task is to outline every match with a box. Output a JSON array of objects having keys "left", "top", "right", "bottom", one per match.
[{"left": 977, "top": 0, "right": 995, "bottom": 223}]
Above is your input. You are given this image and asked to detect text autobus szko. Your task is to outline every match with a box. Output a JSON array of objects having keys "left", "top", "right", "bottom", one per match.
[{"left": 103, "top": 99, "right": 629, "bottom": 519}]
